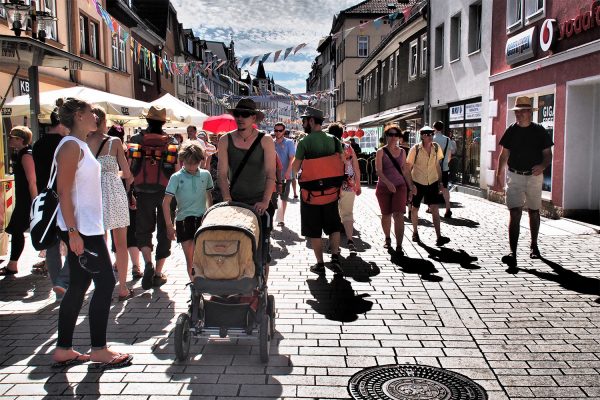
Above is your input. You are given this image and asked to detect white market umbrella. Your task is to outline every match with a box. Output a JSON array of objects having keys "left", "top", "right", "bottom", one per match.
[
  {"left": 150, "top": 93, "right": 208, "bottom": 126},
  {"left": 3, "top": 86, "right": 150, "bottom": 120}
]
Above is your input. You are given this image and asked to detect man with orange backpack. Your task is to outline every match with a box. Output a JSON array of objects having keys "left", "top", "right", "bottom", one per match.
[
  {"left": 292, "top": 107, "right": 345, "bottom": 275},
  {"left": 128, "top": 106, "right": 179, "bottom": 290}
]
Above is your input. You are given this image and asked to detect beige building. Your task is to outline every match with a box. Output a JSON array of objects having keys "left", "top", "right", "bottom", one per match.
[{"left": 331, "top": 1, "right": 416, "bottom": 124}]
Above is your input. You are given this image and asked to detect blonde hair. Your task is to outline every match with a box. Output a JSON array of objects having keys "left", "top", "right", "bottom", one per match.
[
  {"left": 179, "top": 141, "right": 205, "bottom": 164},
  {"left": 9, "top": 126, "right": 33, "bottom": 145},
  {"left": 55, "top": 97, "right": 90, "bottom": 129}
]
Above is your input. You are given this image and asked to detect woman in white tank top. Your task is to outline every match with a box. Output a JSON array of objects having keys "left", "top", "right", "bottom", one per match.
[{"left": 51, "top": 97, "right": 132, "bottom": 371}]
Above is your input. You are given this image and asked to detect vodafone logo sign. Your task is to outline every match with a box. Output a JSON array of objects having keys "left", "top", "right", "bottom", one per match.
[{"left": 540, "top": 19, "right": 557, "bottom": 52}]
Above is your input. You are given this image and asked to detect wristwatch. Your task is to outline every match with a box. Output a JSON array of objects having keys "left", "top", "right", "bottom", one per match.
[{"left": 67, "top": 227, "right": 77, "bottom": 233}]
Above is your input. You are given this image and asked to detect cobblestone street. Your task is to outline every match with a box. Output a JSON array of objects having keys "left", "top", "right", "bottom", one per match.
[{"left": 1, "top": 189, "right": 599, "bottom": 399}]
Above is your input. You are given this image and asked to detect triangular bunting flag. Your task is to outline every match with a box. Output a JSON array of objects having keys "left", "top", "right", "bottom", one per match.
[
  {"left": 283, "top": 47, "right": 293, "bottom": 60},
  {"left": 240, "top": 57, "right": 250, "bottom": 68},
  {"left": 293, "top": 43, "right": 306, "bottom": 54},
  {"left": 273, "top": 50, "right": 282, "bottom": 63},
  {"left": 250, "top": 55, "right": 260, "bottom": 66},
  {"left": 261, "top": 52, "right": 271, "bottom": 63},
  {"left": 343, "top": 27, "right": 354, "bottom": 39},
  {"left": 373, "top": 17, "right": 384, "bottom": 30}
]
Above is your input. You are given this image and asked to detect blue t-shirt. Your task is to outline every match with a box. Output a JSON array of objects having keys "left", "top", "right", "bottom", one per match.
[
  {"left": 433, "top": 132, "right": 452, "bottom": 171},
  {"left": 274, "top": 137, "right": 296, "bottom": 178},
  {"left": 165, "top": 168, "right": 213, "bottom": 221}
]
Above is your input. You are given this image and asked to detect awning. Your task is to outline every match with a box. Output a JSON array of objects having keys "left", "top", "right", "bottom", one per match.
[
  {"left": 351, "top": 104, "right": 422, "bottom": 128},
  {"left": 0, "top": 35, "right": 114, "bottom": 73}
]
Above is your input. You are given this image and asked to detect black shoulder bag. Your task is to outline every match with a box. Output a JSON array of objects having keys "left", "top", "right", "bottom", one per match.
[
  {"left": 229, "top": 132, "right": 265, "bottom": 192},
  {"left": 383, "top": 147, "right": 408, "bottom": 183}
]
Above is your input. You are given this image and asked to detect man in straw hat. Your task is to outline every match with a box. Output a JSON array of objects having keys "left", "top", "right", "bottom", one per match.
[
  {"left": 217, "top": 98, "right": 276, "bottom": 273},
  {"left": 496, "top": 96, "right": 553, "bottom": 272},
  {"left": 129, "top": 105, "right": 180, "bottom": 290}
]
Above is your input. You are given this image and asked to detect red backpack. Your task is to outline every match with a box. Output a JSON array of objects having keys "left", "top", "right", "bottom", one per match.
[{"left": 128, "top": 132, "right": 178, "bottom": 190}]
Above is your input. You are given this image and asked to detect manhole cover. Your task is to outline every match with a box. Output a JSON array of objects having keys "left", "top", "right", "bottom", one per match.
[{"left": 348, "top": 364, "right": 488, "bottom": 400}]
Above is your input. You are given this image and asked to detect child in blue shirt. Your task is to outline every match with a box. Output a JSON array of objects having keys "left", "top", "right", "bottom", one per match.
[{"left": 162, "top": 142, "right": 213, "bottom": 280}]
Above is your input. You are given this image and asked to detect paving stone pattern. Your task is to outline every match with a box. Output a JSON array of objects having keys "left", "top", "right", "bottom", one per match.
[{"left": 0, "top": 188, "right": 599, "bottom": 399}]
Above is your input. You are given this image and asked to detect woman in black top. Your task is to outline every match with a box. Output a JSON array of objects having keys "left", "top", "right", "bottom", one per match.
[{"left": 0, "top": 126, "right": 37, "bottom": 276}]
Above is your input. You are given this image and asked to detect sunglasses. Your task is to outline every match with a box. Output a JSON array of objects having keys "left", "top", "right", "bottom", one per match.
[
  {"left": 386, "top": 131, "right": 401, "bottom": 137},
  {"left": 78, "top": 248, "right": 99, "bottom": 274},
  {"left": 421, "top": 132, "right": 434, "bottom": 137},
  {"left": 274, "top": 128, "right": 284, "bottom": 133},
  {"left": 233, "top": 110, "right": 255, "bottom": 118}
]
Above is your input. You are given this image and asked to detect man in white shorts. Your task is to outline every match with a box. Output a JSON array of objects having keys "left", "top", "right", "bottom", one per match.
[{"left": 495, "top": 96, "right": 553, "bottom": 271}]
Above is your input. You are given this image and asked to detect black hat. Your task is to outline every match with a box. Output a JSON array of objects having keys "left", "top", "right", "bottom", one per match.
[
  {"left": 300, "top": 106, "right": 324, "bottom": 120},
  {"left": 227, "top": 98, "right": 264, "bottom": 122}
]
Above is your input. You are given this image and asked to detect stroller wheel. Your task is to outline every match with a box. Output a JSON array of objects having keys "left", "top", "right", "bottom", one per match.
[
  {"left": 267, "top": 294, "right": 276, "bottom": 334},
  {"left": 259, "top": 314, "right": 271, "bottom": 363},
  {"left": 174, "top": 313, "right": 192, "bottom": 361}
]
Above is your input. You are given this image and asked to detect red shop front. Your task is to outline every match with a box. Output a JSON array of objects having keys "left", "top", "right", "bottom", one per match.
[{"left": 488, "top": 0, "right": 600, "bottom": 222}]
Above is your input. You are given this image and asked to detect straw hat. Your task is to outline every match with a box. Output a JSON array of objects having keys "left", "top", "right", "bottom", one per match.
[
  {"left": 509, "top": 96, "right": 538, "bottom": 111},
  {"left": 143, "top": 105, "right": 168, "bottom": 122}
]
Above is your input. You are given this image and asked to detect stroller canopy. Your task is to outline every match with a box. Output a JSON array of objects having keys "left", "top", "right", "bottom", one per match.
[{"left": 200, "top": 204, "right": 260, "bottom": 248}]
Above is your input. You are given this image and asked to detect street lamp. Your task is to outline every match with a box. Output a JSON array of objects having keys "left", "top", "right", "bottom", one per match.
[
  {"left": 1, "top": 0, "right": 31, "bottom": 37},
  {"left": 34, "top": 10, "right": 56, "bottom": 42}
]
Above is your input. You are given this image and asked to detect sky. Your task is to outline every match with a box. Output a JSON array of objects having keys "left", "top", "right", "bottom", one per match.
[{"left": 170, "top": 0, "right": 359, "bottom": 94}]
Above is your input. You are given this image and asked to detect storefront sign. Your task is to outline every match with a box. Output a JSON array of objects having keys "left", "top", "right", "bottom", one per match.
[
  {"left": 18, "top": 79, "right": 30, "bottom": 96},
  {"left": 465, "top": 102, "right": 482, "bottom": 120},
  {"left": 121, "top": 107, "right": 130, "bottom": 115},
  {"left": 1, "top": 108, "right": 12, "bottom": 116},
  {"left": 540, "top": 2, "right": 600, "bottom": 52},
  {"left": 506, "top": 27, "right": 536, "bottom": 65},
  {"left": 449, "top": 105, "right": 464, "bottom": 122}
]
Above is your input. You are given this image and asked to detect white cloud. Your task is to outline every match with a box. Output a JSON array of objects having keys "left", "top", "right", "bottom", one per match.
[{"left": 170, "top": 0, "right": 358, "bottom": 92}]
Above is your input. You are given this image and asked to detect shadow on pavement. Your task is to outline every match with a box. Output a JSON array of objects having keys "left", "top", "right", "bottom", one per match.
[
  {"left": 151, "top": 315, "right": 289, "bottom": 399},
  {"left": 440, "top": 217, "right": 480, "bottom": 228},
  {"left": 417, "top": 242, "right": 480, "bottom": 270},
  {"left": 340, "top": 254, "right": 380, "bottom": 282},
  {"left": 0, "top": 274, "right": 52, "bottom": 303},
  {"left": 389, "top": 251, "right": 443, "bottom": 282},
  {"left": 522, "top": 257, "right": 600, "bottom": 298},
  {"left": 306, "top": 274, "right": 373, "bottom": 322}
]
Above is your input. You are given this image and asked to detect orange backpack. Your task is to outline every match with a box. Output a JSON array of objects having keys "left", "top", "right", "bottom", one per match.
[{"left": 299, "top": 137, "right": 344, "bottom": 205}]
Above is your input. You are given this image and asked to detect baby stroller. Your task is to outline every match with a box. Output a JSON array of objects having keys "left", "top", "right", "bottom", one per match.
[{"left": 174, "top": 202, "right": 275, "bottom": 362}]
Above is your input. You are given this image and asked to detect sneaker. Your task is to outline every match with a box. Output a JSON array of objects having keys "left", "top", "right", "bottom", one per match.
[
  {"left": 310, "top": 263, "right": 325, "bottom": 275},
  {"left": 436, "top": 236, "right": 451, "bottom": 246},
  {"left": 153, "top": 273, "right": 167, "bottom": 287},
  {"left": 141, "top": 262, "right": 154, "bottom": 290},
  {"left": 329, "top": 255, "right": 343, "bottom": 275},
  {"left": 444, "top": 210, "right": 452, "bottom": 218},
  {"left": 412, "top": 232, "right": 420, "bottom": 243},
  {"left": 348, "top": 240, "right": 356, "bottom": 253},
  {"left": 530, "top": 245, "right": 541, "bottom": 259}
]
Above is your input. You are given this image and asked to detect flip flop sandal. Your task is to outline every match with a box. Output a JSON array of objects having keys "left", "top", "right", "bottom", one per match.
[
  {"left": 52, "top": 354, "right": 91, "bottom": 368},
  {"left": 0, "top": 267, "right": 18, "bottom": 276},
  {"left": 88, "top": 354, "right": 133, "bottom": 371},
  {"left": 131, "top": 265, "right": 142, "bottom": 279},
  {"left": 118, "top": 288, "right": 135, "bottom": 302}
]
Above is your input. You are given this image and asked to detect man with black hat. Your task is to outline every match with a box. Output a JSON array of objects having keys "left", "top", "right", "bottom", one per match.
[
  {"left": 496, "top": 96, "right": 553, "bottom": 271},
  {"left": 129, "top": 105, "right": 179, "bottom": 290},
  {"left": 217, "top": 98, "right": 276, "bottom": 271},
  {"left": 292, "top": 107, "right": 345, "bottom": 275}
]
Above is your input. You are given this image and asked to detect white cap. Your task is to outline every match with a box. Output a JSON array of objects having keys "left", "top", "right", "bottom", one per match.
[{"left": 419, "top": 125, "right": 434, "bottom": 133}]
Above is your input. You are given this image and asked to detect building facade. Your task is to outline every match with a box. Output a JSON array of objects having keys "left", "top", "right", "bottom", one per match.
[
  {"left": 429, "top": 0, "right": 492, "bottom": 190},
  {"left": 355, "top": 0, "right": 427, "bottom": 153},
  {"left": 488, "top": 0, "right": 600, "bottom": 221}
]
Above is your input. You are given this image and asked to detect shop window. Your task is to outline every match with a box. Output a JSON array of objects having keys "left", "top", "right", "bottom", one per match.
[
  {"left": 420, "top": 34, "right": 427, "bottom": 76},
  {"left": 468, "top": 1, "right": 482, "bottom": 54},
  {"left": 506, "top": 0, "right": 522, "bottom": 32},
  {"left": 434, "top": 23, "right": 444, "bottom": 68},
  {"left": 450, "top": 13, "right": 461, "bottom": 62},
  {"left": 525, "top": 0, "right": 545, "bottom": 23},
  {"left": 358, "top": 35, "right": 369, "bottom": 57},
  {"left": 408, "top": 39, "right": 418, "bottom": 80}
]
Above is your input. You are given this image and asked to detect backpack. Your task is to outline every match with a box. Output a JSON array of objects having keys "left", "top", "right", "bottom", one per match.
[
  {"left": 299, "top": 137, "right": 345, "bottom": 205},
  {"left": 29, "top": 143, "right": 62, "bottom": 250},
  {"left": 128, "top": 132, "right": 178, "bottom": 190}
]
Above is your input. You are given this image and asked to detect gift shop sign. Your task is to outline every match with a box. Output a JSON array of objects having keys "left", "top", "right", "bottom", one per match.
[{"left": 540, "top": 1, "right": 600, "bottom": 52}]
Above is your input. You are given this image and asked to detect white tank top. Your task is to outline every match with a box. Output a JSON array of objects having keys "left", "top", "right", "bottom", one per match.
[{"left": 57, "top": 136, "right": 104, "bottom": 235}]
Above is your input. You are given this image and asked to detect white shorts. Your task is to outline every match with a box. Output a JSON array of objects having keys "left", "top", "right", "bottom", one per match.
[{"left": 505, "top": 171, "right": 543, "bottom": 210}]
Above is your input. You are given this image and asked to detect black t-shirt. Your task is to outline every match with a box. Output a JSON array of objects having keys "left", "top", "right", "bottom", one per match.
[
  {"left": 32, "top": 133, "right": 64, "bottom": 192},
  {"left": 499, "top": 122, "right": 553, "bottom": 171}
]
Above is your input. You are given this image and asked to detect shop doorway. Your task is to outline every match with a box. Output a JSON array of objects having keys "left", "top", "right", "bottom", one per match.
[{"left": 564, "top": 78, "right": 600, "bottom": 224}]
